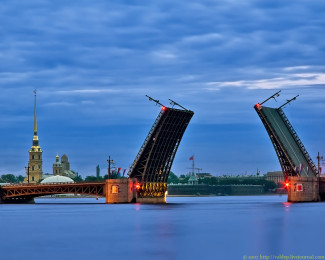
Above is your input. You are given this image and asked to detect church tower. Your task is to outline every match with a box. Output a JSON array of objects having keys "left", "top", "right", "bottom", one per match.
[
  {"left": 53, "top": 154, "right": 62, "bottom": 175},
  {"left": 25, "top": 90, "right": 43, "bottom": 183}
]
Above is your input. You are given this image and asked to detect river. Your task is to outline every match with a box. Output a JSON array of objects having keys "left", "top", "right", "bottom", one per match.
[{"left": 0, "top": 195, "right": 324, "bottom": 260}]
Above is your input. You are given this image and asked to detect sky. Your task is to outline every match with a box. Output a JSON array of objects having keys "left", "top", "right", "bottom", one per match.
[{"left": 0, "top": 0, "right": 324, "bottom": 177}]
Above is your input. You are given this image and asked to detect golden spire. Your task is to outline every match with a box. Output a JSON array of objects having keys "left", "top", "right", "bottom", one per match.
[
  {"left": 32, "top": 90, "right": 39, "bottom": 147},
  {"left": 33, "top": 89, "right": 37, "bottom": 136}
]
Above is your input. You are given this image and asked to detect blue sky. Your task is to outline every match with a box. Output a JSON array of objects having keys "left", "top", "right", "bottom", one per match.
[{"left": 0, "top": 0, "right": 324, "bottom": 177}]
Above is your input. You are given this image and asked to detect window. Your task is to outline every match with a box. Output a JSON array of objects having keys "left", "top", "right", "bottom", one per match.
[
  {"left": 111, "top": 185, "right": 119, "bottom": 194},
  {"left": 32, "top": 166, "right": 34, "bottom": 171},
  {"left": 32, "top": 155, "right": 34, "bottom": 159},
  {"left": 32, "top": 177, "right": 34, "bottom": 181},
  {"left": 297, "top": 184, "right": 303, "bottom": 192},
  {"left": 39, "top": 155, "right": 41, "bottom": 159}
]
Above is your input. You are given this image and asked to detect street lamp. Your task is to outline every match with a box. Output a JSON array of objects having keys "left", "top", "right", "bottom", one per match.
[
  {"left": 317, "top": 152, "right": 324, "bottom": 174},
  {"left": 25, "top": 164, "right": 30, "bottom": 184},
  {"left": 107, "top": 156, "right": 114, "bottom": 179}
]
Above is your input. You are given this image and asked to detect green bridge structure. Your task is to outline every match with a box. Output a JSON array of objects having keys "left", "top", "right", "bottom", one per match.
[{"left": 255, "top": 91, "right": 324, "bottom": 202}]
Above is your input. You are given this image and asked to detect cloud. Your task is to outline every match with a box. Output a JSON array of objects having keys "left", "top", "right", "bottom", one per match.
[
  {"left": 55, "top": 89, "right": 120, "bottom": 95},
  {"left": 150, "top": 50, "right": 178, "bottom": 62},
  {"left": 42, "top": 102, "right": 75, "bottom": 107},
  {"left": 0, "top": 0, "right": 324, "bottom": 175},
  {"left": 205, "top": 72, "right": 325, "bottom": 90}
]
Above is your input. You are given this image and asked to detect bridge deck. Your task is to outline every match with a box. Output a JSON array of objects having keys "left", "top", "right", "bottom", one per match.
[
  {"left": 255, "top": 104, "right": 317, "bottom": 178},
  {"left": 129, "top": 107, "right": 193, "bottom": 183},
  {"left": 0, "top": 182, "right": 105, "bottom": 201},
  {"left": 128, "top": 106, "right": 193, "bottom": 198}
]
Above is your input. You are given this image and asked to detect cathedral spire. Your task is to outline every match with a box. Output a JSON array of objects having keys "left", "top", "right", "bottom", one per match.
[
  {"left": 32, "top": 90, "right": 39, "bottom": 147},
  {"left": 25, "top": 89, "right": 43, "bottom": 183},
  {"left": 34, "top": 89, "right": 37, "bottom": 136}
]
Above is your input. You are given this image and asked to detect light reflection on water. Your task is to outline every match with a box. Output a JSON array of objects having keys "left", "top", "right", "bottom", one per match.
[{"left": 0, "top": 195, "right": 324, "bottom": 260}]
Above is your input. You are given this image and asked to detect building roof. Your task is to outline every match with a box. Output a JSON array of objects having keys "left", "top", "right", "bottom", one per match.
[
  {"left": 41, "top": 175, "right": 74, "bottom": 184},
  {"left": 266, "top": 171, "right": 283, "bottom": 176}
]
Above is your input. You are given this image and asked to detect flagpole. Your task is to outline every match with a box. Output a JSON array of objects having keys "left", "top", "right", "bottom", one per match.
[{"left": 192, "top": 157, "right": 194, "bottom": 176}]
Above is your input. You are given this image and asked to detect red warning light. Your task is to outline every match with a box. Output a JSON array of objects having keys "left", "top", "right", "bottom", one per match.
[
  {"left": 284, "top": 182, "right": 290, "bottom": 190},
  {"left": 255, "top": 103, "right": 261, "bottom": 109},
  {"left": 135, "top": 183, "right": 141, "bottom": 190},
  {"left": 162, "top": 106, "right": 166, "bottom": 111}
]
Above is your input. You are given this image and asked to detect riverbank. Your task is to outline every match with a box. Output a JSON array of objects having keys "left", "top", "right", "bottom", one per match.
[{"left": 167, "top": 184, "right": 285, "bottom": 196}]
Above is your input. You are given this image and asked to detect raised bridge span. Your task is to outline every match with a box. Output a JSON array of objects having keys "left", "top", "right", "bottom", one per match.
[
  {"left": 254, "top": 103, "right": 317, "bottom": 179},
  {"left": 0, "top": 98, "right": 193, "bottom": 204},
  {"left": 255, "top": 92, "right": 324, "bottom": 202}
]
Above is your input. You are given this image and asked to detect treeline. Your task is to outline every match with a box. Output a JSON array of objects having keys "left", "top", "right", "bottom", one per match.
[
  {"left": 73, "top": 172, "right": 126, "bottom": 182},
  {"left": 168, "top": 173, "right": 277, "bottom": 191},
  {"left": 0, "top": 174, "right": 25, "bottom": 183},
  {"left": 0, "top": 173, "right": 125, "bottom": 184},
  {"left": 200, "top": 176, "right": 276, "bottom": 190},
  {"left": 1, "top": 172, "right": 276, "bottom": 191}
]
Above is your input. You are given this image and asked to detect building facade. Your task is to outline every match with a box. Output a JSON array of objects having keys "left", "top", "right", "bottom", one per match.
[
  {"left": 25, "top": 90, "right": 43, "bottom": 183},
  {"left": 52, "top": 154, "right": 76, "bottom": 179},
  {"left": 266, "top": 171, "right": 284, "bottom": 185}
]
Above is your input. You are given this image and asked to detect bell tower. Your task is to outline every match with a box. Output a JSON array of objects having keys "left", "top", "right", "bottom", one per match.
[{"left": 25, "top": 90, "right": 43, "bottom": 183}]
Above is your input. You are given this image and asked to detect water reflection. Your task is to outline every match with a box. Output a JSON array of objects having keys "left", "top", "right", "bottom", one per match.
[
  {"left": 1, "top": 196, "right": 325, "bottom": 260},
  {"left": 282, "top": 201, "right": 292, "bottom": 211}
]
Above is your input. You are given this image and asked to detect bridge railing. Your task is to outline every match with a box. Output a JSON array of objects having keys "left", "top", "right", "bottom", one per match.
[
  {"left": 127, "top": 109, "right": 164, "bottom": 176},
  {"left": 0, "top": 181, "right": 106, "bottom": 187},
  {"left": 278, "top": 108, "right": 318, "bottom": 175},
  {"left": 0, "top": 182, "right": 106, "bottom": 199}
]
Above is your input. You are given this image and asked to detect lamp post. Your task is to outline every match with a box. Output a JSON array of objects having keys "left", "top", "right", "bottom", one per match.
[
  {"left": 107, "top": 156, "right": 114, "bottom": 179},
  {"left": 317, "top": 152, "right": 324, "bottom": 174},
  {"left": 25, "top": 164, "right": 30, "bottom": 184}
]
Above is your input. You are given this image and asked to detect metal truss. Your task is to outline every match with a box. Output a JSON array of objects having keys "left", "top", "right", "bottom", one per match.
[
  {"left": 255, "top": 104, "right": 317, "bottom": 180},
  {"left": 0, "top": 182, "right": 105, "bottom": 201},
  {"left": 278, "top": 108, "right": 317, "bottom": 175},
  {"left": 129, "top": 107, "right": 194, "bottom": 198},
  {"left": 255, "top": 105, "right": 296, "bottom": 180}
]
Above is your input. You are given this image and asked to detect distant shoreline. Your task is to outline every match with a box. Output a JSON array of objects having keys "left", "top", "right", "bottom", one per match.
[{"left": 33, "top": 194, "right": 285, "bottom": 199}]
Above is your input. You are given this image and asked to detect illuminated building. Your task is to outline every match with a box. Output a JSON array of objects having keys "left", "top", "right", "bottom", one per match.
[{"left": 24, "top": 90, "right": 43, "bottom": 183}]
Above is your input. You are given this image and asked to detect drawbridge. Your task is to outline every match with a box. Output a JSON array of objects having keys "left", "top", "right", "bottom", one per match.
[
  {"left": 128, "top": 97, "right": 194, "bottom": 200},
  {"left": 254, "top": 91, "right": 317, "bottom": 180}
]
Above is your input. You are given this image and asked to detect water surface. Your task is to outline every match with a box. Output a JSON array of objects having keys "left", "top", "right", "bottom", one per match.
[{"left": 1, "top": 196, "right": 324, "bottom": 260}]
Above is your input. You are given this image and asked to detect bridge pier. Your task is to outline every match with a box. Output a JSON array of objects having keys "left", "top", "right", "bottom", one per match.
[
  {"left": 105, "top": 179, "right": 167, "bottom": 204},
  {"left": 136, "top": 197, "right": 166, "bottom": 204},
  {"left": 105, "top": 178, "right": 137, "bottom": 204},
  {"left": 287, "top": 176, "right": 321, "bottom": 202}
]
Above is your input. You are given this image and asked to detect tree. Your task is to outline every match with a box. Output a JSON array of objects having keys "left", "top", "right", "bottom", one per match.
[
  {"left": 0, "top": 174, "right": 16, "bottom": 183},
  {"left": 85, "top": 176, "right": 101, "bottom": 182},
  {"left": 73, "top": 175, "right": 83, "bottom": 182},
  {"left": 179, "top": 176, "right": 190, "bottom": 184},
  {"left": 16, "top": 175, "right": 25, "bottom": 183},
  {"left": 167, "top": 172, "right": 179, "bottom": 184}
]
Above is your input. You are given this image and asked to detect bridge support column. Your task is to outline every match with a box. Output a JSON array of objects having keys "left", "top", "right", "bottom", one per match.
[
  {"left": 0, "top": 197, "right": 35, "bottom": 204},
  {"left": 287, "top": 176, "right": 320, "bottom": 202},
  {"left": 136, "top": 197, "right": 166, "bottom": 204},
  {"left": 105, "top": 178, "right": 137, "bottom": 204}
]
